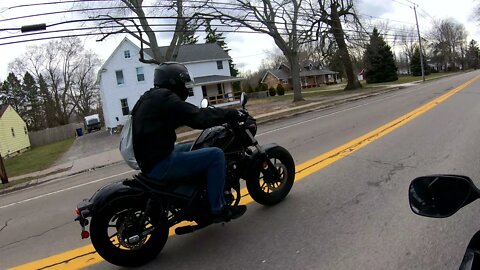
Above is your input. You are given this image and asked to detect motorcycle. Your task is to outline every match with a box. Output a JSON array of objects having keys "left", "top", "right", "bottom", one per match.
[
  {"left": 408, "top": 174, "right": 480, "bottom": 270},
  {"left": 74, "top": 93, "right": 295, "bottom": 267}
]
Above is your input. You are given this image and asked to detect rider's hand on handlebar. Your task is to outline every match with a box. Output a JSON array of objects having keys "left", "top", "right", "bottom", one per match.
[{"left": 227, "top": 109, "right": 249, "bottom": 122}]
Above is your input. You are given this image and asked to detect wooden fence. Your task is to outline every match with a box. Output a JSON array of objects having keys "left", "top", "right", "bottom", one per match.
[{"left": 29, "top": 122, "right": 84, "bottom": 147}]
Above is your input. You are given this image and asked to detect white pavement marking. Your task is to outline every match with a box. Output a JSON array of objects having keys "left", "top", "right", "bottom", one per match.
[
  {"left": 257, "top": 84, "right": 434, "bottom": 137},
  {"left": 0, "top": 170, "right": 135, "bottom": 209}
]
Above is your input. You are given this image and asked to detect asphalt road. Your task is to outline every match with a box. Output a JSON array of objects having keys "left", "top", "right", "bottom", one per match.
[{"left": 2, "top": 71, "right": 480, "bottom": 269}]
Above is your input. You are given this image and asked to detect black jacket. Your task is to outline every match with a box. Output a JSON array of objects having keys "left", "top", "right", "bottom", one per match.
[{"left": 132, "top": 88, "right": 238, "bottom": 172}]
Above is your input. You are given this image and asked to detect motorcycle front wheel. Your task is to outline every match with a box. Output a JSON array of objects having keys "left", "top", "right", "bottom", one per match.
[
  {"left": 90, "top": 197, "right": 169, "bottom": 267},
  {"left": 246, "top": 146, "right": 295, "bottom": 205}
]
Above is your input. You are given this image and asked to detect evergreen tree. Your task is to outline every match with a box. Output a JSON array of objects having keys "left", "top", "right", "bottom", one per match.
[
  {"left": 204, "top": 20, "right": 239, "bottom": 77},
  {"left": 1, "top": 73, "right": 26, "bottom": 116},
  {"left": 38, "top": 74, "right": 56, "bottom": 128},
  {"left": 22, "top": 72, "right": 44, "bottom": 130},
  {"left": 364, "top": 28, "right": 398, "bottom": 83},
  {"left": 466, "top": 39, "right": 480, "bottom": 70},
  {"left": 410, "top": 46, "right": 430, "bottom": 76},
  {"left": 181, "top": 25, "right": 199, "bottom": 45}
]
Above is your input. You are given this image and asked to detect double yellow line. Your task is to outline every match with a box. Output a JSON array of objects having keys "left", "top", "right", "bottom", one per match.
[{"left": 10, "top": 75, "right": 480, "bottom": 270}]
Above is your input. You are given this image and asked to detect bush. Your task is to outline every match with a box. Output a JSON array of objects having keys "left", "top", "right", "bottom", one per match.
[
  {"left": 276, "top": 84, "right": 285, "bottom": 96},
  {"left": 260, "top": 83, "right": 269, "bottom": 92},
  {"left": 246, "top": 85, "right": 254, "bottom": 93},
  {"left": 269, "top": 87, "right": 276, "bottom": 96}
]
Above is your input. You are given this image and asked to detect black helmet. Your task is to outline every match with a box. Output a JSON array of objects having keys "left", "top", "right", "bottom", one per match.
[{"left": 154, "top": 62, "right": 194, "bottom": 100}]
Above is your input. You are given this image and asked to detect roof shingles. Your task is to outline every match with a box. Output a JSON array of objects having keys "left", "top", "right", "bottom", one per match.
[{"left": 145, "top": 43, "right": 230, "bottom": 63}]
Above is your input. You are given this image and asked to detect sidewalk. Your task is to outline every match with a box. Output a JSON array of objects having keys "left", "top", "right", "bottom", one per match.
[{"left": 0, "top": 79, "right": 432, "bottom": 194}]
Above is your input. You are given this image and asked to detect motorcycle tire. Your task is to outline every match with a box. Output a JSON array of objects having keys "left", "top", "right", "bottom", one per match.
[
  {"left": 247, "top": 146, "right": 295, "bottom": 206},
  {"left": 90, "top": 197, "right": 169, "bottom": 267}
]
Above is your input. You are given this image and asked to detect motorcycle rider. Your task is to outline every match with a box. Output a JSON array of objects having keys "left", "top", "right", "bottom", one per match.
[{"left": 132, "top": 62, "right": 247, "bottom": 222}]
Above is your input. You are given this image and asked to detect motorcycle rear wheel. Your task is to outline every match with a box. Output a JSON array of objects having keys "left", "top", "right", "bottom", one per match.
[
  {"left": 90, "top": 198, "right": 169, "bottom": 267},
  {"left": 247, "top": 146, "right": 295, "bottom": 205}
]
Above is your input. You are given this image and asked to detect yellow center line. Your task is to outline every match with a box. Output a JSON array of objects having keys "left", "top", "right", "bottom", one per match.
[{"left": 9, "top": 75, "right": 480, "bottom": 270}]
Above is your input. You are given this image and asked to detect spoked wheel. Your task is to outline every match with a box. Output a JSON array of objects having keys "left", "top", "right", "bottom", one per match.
[
  {"left": 90, "top": 198, "right": 169, "bottom": 267},
  {"left": 246, "top": 146, "right": 295, "bottom": 205}
]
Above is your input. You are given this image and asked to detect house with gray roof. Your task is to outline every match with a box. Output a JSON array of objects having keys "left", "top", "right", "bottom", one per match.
[
  {"left": 261, "top": 63, "right": 339, "bottom": 90},
  {"left": 98, "top": 37, "right": 244, "bottom": 130}
]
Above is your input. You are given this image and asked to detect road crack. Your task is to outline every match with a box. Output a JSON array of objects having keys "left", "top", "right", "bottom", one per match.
[
  {"left": 0, "top": 220, "right": 74, "bottom": 249},
  {"left": 0, "top": 218, "right": 12, "bottom": 233},
  {"left": 348, "top": 153, "right": 417, "bottom": 187}
]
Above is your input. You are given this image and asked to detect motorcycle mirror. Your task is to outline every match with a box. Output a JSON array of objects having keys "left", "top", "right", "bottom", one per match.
[
  {"left": 240, "top": 92, "right": 248, "bottom": 109},
  {"left": 200, "top": 98, "right": 209, "bottom": 109},
  {"left": 408, "top": 175, "right": 480, "bottom": 218}
]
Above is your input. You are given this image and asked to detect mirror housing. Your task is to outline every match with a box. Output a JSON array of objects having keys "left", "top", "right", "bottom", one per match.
[
  {"left": 200, "top": 98, "right": 209, "bottom": 109},
  {"left": 409, "top": 175, "right": 479, "bottom": 218},
  {"left": 240, "top": 92, "right": 248, "bottom": 109}
]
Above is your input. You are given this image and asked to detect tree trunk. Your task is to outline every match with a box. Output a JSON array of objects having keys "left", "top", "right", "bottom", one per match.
[
  {"left": 330, "top": 3, "right": 361, "bottom": 90},
  {"left": 286, "top": 52, "right": 304, "bottom": 102}
]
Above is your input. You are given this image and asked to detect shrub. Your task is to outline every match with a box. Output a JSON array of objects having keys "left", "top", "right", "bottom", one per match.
[
  {"left": 246, "top": 85, "right": 254, "bottom": 93},
  {"left": 276, "top": 84, "right": 285, "bottom": 96},
  {"left": 260, "top": 83, "right": 269, "bottom": 92},
  {"left": 269, "top": 87, "right": 276, "bottom": 96}
]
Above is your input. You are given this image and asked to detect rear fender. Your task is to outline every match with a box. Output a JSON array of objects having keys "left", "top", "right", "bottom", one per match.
[{"left": 87, "top": 179, "right": 148, "bottom": 214}]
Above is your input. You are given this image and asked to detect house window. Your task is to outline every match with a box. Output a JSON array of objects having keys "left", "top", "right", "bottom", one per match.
[
  {"left": 136, "top": 67, "right": 145, "bottom": 82},
  {"left": 116, "top": 70, "right": 124, "bottom": 85},
  {"left": 202, "top": 86, "right": 207, "bottom": 97},
  {"left": 217, "top": 61, "right": 223, "bottom": 70},
  {"left": 120, "top": 98, "right": 129, "bottom": 115},
  {"left": 124, "top": 50, "right": 131, "bottom": 58},
  {"left": 11, "top": 128, "right": 15, "bottom": 137},
  {"left": 24, "top": 126, "right": 27, "bottom": 135},
  {"left": 217, "top": 84, "right": 223, "bottom": 95},
  {"left": 188, "top": 88, "right": 194, "bottom": 97}
]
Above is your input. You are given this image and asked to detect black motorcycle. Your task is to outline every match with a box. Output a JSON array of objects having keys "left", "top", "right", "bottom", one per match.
[
  {"left": 74, "top": 93, "right": 295, "bottom": 267},
  {"left": 409, "top": 174, "right": 480, "bottom": 270}
]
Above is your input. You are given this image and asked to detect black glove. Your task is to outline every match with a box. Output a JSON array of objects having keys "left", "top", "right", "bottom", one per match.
[{"left": 226, "top": 109, "right": 248, "bottom": 122}]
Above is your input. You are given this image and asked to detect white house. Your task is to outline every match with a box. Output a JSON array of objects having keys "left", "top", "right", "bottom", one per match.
[{"left": 98, "top": 37, "right": 244, "bottom": 129}]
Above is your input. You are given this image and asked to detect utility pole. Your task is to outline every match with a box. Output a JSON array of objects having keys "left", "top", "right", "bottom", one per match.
[
  {"left": 0, "top": 152, "right": 8, "bottom": 184},
  {"left": 410, "top": 1, "right": 426, "bottom": 82}
]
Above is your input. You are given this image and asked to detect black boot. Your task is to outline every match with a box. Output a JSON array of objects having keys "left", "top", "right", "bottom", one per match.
[{"left": 212, "top": 205, "right": 247, "bottom": 223}]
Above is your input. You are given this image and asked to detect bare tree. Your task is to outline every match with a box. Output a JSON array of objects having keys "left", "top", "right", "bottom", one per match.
[
  {"left": 78, "top": 0, "right": 204, "bottom": 64},
  {"left": 309, "top": 0, "right": 363, "bottom": 90},
  {"left": 71, "top": 51, "right": 102, "bottom": 117},
  {"left": 395, "top": 26, "right": 417, "bottom": 74},
  {"left": 9, "top": 37, "right": 101, "bottom": 126},
  {"left": 428, "top": 18, "right": 467, "bottom": 71},
  {"left": 206, "top": 0, "right": 311, "bottom": 102}
]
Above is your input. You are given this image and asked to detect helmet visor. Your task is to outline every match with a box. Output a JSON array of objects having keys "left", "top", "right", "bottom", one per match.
[{"left": 179, "top": 72, "right": 195, "bottom": 89}]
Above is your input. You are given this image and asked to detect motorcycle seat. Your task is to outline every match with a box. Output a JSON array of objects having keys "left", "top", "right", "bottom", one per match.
[{"left": 134, "top": 173, "right": 196, "bottom": 190}]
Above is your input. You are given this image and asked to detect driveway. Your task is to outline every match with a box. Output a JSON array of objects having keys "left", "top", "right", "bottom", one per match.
[{"left": 53, "top": 130, "right": 121, "bottom": 165}]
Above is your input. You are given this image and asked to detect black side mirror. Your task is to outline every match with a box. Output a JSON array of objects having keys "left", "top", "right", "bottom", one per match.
[
  {"left": 240, "top": 92, "right": 248, "bottom": 109},
  {"left": 409, "top": 175, "right": 479, "bottom": 218}
]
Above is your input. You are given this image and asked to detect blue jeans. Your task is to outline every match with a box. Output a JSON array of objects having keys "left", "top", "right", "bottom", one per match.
[{"left": 147, "top": 143, "right": 226, "bottom": 214}]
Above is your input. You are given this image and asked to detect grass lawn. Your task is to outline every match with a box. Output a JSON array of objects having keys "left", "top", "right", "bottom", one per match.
[{"left": 3, "top": 138, "right": 75, "bottom": 178}]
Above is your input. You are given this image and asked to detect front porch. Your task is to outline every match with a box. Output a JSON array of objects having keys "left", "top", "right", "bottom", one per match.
[{"left": 194, "top": 75, "right": 245, "bottom": 106}]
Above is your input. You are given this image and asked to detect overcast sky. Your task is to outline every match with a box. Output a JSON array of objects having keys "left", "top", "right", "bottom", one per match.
[{"left": 0, "top": 0, "right": 479, "bottom": 81}]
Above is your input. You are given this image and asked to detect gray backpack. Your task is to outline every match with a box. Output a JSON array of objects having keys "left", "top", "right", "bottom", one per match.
[
  {"left": 119, "top": 115, "right": 139, "bottom": 170},
  {"left": 119, "top": 92, "right": 149, "bottom": 170}
]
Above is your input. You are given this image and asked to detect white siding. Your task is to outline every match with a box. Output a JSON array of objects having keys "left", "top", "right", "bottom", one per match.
[{"left": 187, "top": 60, "right": 230, "bottom": 77}]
